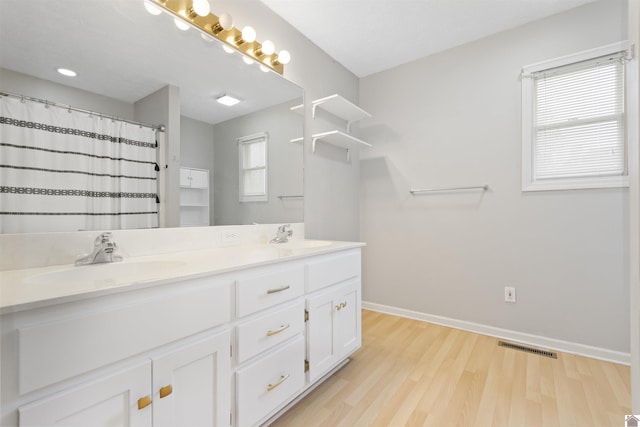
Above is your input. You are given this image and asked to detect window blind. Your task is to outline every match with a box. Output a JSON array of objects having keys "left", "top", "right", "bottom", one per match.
[
  {"left": 238, "top": 132, "right": 268, "bottom": 202},
  {"left": 533, "top": 53, "right": 625, "bottom": 180}
]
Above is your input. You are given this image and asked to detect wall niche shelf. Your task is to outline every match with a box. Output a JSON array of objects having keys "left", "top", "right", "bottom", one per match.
[
  {"left": 312, "top": 130, "right": 372, "bottom": 161},
  {"left": 312, "top": 94, "right": 371, "bottom": 131}
]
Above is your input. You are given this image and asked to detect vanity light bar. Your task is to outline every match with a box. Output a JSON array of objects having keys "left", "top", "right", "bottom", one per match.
[{"left": 149, "top": 0, "right": 287, "bottom": 74}]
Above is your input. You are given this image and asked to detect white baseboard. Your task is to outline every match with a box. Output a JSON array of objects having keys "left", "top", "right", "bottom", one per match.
[{"left": 362, "top": 301, "right": 630, "bottom": 366}]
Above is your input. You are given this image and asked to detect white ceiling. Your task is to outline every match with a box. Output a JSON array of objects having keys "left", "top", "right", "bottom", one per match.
[{"left": 261, "top": 0, "right": 598, "bottom": 77}]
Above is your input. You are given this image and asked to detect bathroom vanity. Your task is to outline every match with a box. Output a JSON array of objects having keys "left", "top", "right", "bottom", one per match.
[{"left": 0, "top": 236, "right": 363, "bottom": 426}]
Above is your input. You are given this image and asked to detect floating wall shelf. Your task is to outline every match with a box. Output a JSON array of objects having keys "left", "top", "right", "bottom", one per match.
[
  {"left": 290, "top": 137, "right": 304, "bottom": 143},
  {"left": 312, "top": 130, "right": 372, "bottom": 160},
  {"left": 312, "top": 94, "right": 371, "bottom": 132},
  {"left": 290, "top": 104, "right": 304, "bottom": 115}
]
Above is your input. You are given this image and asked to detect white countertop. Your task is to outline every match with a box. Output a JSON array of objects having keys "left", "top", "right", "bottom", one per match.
[{"left": 0, "top": 240, "right": 364, "bottom": 314}]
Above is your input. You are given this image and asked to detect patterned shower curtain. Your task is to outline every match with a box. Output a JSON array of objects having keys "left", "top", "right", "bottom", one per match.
[{"left": 0, "top": 96, "right": 159, "bottom": 233}]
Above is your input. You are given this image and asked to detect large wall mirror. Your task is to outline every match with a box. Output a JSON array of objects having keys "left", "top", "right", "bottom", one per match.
[{"left": 0, "top": 0, "right": 303, "bottom": 233}]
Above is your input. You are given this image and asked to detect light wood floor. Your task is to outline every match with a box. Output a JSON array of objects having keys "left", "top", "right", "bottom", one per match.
[{"left": 271, "top": 310, "right": 631, "bottom": 427}]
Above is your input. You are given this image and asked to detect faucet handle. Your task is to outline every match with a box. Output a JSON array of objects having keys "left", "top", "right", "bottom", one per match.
[
  {"left": 95, "top": 232, "right": 113, "bottom": 245},
  {"left": 278, "top": 224, "right": 291, "bottom": 232}
]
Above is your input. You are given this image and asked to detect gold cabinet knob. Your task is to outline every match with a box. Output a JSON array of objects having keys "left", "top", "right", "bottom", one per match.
[
  {"left": 160, "top": 384, "right": 173, "bottom": 399},
  {"left": 137, "top": 395, "right": 152, "bottom": 410}
]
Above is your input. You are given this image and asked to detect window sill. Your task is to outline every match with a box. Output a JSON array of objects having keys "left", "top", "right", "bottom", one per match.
[{"left": 522, "top": 175, "right": 629, "bottom": 192}]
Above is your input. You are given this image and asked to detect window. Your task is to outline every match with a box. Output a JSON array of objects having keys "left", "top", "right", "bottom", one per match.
[
  {"left": 521, "top": 42, "right": 629, "bottom": 191},
  {"left": 238, "top": 132, "right": 268, "bottom": 202}
]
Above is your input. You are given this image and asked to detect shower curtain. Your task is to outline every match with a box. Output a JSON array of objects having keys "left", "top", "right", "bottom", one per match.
[{"left": 0, "top": 96, "right": 159, "bottom": 233}]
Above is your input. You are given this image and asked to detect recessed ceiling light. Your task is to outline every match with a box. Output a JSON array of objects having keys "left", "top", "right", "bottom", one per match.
[
  {"left": 216, "top": 94, "right": 240, "bottom": 106},
  {"left": 57, "top": 68, "right": 77, "bottom": 77}
]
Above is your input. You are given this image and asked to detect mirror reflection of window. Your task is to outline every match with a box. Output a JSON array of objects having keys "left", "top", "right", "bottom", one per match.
[{"left": 238, "top": 132, "right": 268, "bottom": 202}]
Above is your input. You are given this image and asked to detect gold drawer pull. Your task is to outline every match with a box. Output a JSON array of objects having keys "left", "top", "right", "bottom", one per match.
[
  {"left": 160, "top": 384, "right": 173, "bottom": 399},
  {"left": 267, "top": 324, "right": 290, "bottom": 337},
  {"left": 267, "top": 285, "right": 290, "bottom": 294},
  {"left": 336, "top": 302, "right": 348, "bottom": 311},
  {"left": 267, "top": 374, "right": 290, "bottom": 392},
  {"left": 137, "top": 395, "right": 152, "bottom": 410}
]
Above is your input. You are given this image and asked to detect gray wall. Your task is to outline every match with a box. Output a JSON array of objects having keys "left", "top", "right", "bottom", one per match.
[
  {"left": 359, "top": 0, "right": 630, "bottom": 352},
  {"left": 134, "top": 85, "right": 181, "bottom": 228},
  {"left": 217, "top": 0, "right": 361, "bottom": 240},
  {"left": 212, "top": 100, "right": 303, "bottom": 225},
  {"left": 0, "top": 68, "right": 133, "bottom": 118}
]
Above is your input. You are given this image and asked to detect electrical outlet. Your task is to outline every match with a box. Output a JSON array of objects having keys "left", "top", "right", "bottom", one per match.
[
  {"left": 221, "top": 230, "right": 240, "bottom": 242},
  {"left": 504, "top": 287, "right": 516, "bottom": 303}
]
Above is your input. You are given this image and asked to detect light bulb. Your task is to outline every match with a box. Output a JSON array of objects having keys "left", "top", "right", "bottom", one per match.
[
  {"left": 174, "top": 17, "right": 189, "bottom": 31},
  {"left": 223, "top": 44, "right": 234, "bottom": 54},
  {"left": 144, "top": 0, "right": 162, "bottom": 15},
  {"left": 219, "top": 13, "right": 233, "bottom": 30},
  {"left": 277, "top": 50, "right": 291, "bottom": 65},
  {"left": 243, "top": 56, "right": 254, "bottom": 65},
  {"left": 260, "top": 65, "right": 270, "bottom": 73},
  {"left": 191, "top": 0, "right": 210, "bottom": 16},
  {"left": 241, "top": 26, "right": 256, "bottom": 43},
  {"left": 261, "top": 40, "right": 275, "bottom": 55}
]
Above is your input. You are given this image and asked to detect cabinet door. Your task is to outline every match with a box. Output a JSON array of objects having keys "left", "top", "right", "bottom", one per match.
[
  {"left": 180, "top": 168, "right": 192, "bottom": 187},
  {"left": 19, "top": 361, "right": 152, "bottom": 427},
  {"left": 152, "top": 329, "right": 231, "bottom": 427},
  {"left": 306, "top": 279, "right": 361, "bottom": 383},
  {"left": 189, "top": 169, "right": 209, "bottom": 189},
  {"left": 333, "top": 279, "right": 361, "bottom": 358}
]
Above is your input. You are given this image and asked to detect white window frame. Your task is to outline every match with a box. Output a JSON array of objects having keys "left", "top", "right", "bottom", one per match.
[
  {"left": 521, "top": 41, "right": 630, "bottom": 191},
  {"left": 238, "top": 132, "right": 268, "bottom": 202}
]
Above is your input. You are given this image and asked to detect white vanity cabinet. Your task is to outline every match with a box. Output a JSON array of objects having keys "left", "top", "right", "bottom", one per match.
[
  {"left": 305, "top": 249, "right": 362, "bottom": 383},
  {"left": 0, "top": 243, "right": 363, "bottom": 427},
  {"left": 19, "top": 360, "right": 153, "bottom": 427},
  {"left": 233, "top": 263, "right": 307, "bottom": 426},
  {"left": 1, "top": 275, "right": 233, "bottom": 427},
  {"left": 18, "top": 329, "right": 231, "bottom": 427}
]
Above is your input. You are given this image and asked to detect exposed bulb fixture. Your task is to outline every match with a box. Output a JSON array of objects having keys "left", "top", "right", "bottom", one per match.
[
  {"left": 243, "top": 56, "right": 254, "bottom": 65},
  {"left": 261, "top": 40, "right": 275, "bottom": 56},
  {"left": 260, "top": 65, "right": 270, "bottom": 73},
  {"left": 207, "top": 12, "right": 233, "bottom": 35},
  {"left": 219, "top": 13, "right": 233, "bottom": 30},
  {"left": 191, "top": 0, "right": 210, "bottom": 17},
  {"left": 241, "top": 26, "right": 256, "bottom": 43},
  {"left": 216, "top": 94, "right": 240, "bottom": 106},
  {"left": 144, "top": 0, "right": 162, "bottom": 15},
  {"left": 274, "top": 50, "right": 291, "bottom": 65},
  {"left": 57, "top": 68, "right": 77, "bottom": 77},
  {"left": 149, "top": 1, "right": 289, "bottom": 74}
]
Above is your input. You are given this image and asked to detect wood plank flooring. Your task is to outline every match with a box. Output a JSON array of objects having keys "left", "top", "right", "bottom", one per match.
[{"left": 271, "top": 310, "right": 631, "bottom": 427}]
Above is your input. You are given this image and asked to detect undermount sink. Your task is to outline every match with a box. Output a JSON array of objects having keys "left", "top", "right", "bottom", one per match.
[
  {"left": 272, "top": 240, "right": 332, "bottom": 249},
  {"left": 25, "top": 260, "right": 187, "bottom": 286}
]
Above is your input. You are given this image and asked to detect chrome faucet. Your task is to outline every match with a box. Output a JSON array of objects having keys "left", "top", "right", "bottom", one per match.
[
  {"left": 75, "top": 232, "right": 123, "bottom": 265},
  {"left": 270, "top": 224, "right": 293, "bottom": 244}
]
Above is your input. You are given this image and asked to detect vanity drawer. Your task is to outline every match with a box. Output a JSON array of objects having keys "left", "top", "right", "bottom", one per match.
[
  {"left": 18, "top": 276, "right": 231, "bottom": 394},
  {"left": 235, "top": 336, "right": 305, "bottom": 427},
  {"left": 236, "top": 264, "right": 304, "bottom": 317},
  {"left": 306, "top": 249, "right": 361, "bottom": 293},
  {"left": 236, "top": 299, "right": 305, "bottom": 363}
]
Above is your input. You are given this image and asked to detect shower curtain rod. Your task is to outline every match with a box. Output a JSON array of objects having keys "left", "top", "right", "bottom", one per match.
[{"left": 0, "top": 91, "right": 164, "bottom": 131}]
